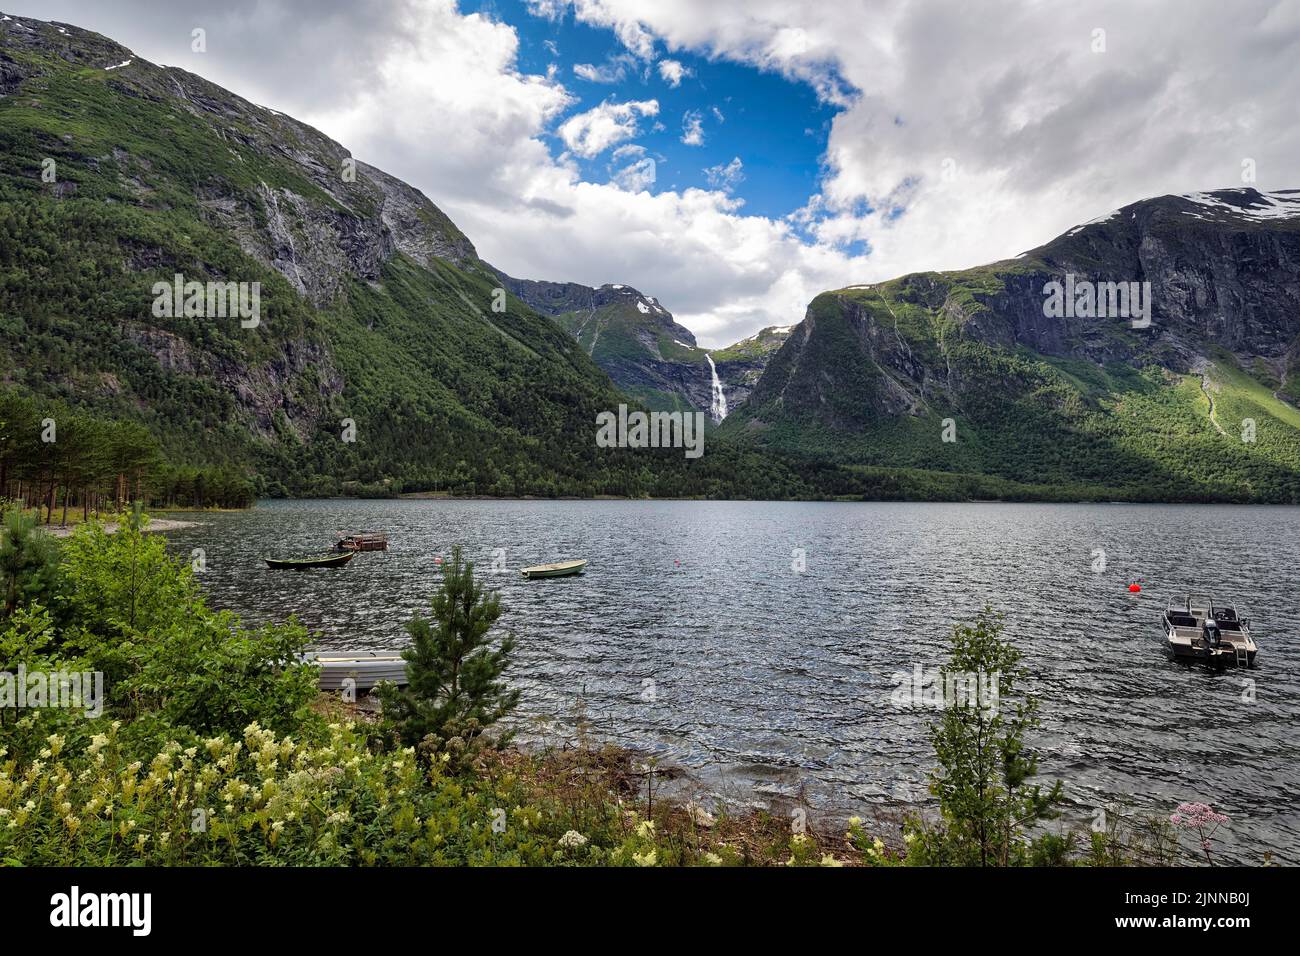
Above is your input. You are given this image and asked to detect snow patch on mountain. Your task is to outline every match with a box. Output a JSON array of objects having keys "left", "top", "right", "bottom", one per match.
[
  {"left": 1066, "top": 209, "right": 1122, "bottom": 236},
  {"left": 1179, "top": 190, "right": 1300, "bottom": 221}
]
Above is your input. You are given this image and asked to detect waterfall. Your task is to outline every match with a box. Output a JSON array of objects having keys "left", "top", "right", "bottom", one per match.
[{"left": 705, "top": 353, "right": 728, "bottom": 424}]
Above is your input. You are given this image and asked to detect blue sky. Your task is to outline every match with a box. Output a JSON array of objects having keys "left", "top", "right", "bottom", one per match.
[{"left": 470, "top": 0, "right": 841, "bottom": 221}]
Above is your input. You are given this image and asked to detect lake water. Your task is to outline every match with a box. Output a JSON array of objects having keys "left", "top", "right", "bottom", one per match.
[{"left": 163, "top": 499, "right": 1300, "bottom": 862}]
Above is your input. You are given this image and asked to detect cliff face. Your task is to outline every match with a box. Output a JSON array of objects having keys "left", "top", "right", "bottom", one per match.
[
  {"left": 497, "top": 271, "right": 790, "bottom": 416},
  {"left": 972, "top": 190, "right": 1300, "bottom": 369},
  {"left": 0, "top": 13, "right": 660, "bottom": 496},
  {"left": 705, "top": 325, "right": 795, "bottom": 410}
]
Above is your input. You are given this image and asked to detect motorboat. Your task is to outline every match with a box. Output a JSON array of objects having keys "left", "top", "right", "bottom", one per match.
[{"left": 1162, "top": 594, "right": 1257, "bottom": 668}]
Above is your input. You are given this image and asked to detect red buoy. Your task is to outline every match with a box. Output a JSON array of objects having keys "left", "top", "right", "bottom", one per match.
[{"left": 1128, "top": 583, "right": 1141, "bottom": 592}]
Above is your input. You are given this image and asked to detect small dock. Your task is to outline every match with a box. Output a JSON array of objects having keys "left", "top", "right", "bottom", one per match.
[{"left": 335, "top": 531, "right": 388, "bottom": 552}]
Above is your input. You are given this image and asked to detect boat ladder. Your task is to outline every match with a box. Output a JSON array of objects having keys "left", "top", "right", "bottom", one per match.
[{"left": 1235, "top": 645, "right": 1249, "bottom": 668}]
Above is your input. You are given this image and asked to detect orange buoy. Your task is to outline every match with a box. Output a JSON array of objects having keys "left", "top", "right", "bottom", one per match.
[{"left": 1128, "top": 583, "right": 1141, "bottom": 592}]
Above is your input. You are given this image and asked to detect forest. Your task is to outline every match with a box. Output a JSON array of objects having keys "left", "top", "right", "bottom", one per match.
[{"left": 0, "top": 387, "right": 255, "bottom": 521}]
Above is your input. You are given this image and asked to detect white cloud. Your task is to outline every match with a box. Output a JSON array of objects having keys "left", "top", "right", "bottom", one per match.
[
  {"left": 657, "top": 58, "right": 689, "bottom": 87},
  {"left": 611, "top": 143, "right": 647, "bottom": 162},
  {"left": 558, "top": 98, "right": 659, "bottom": 158},
  {"left": 573, "top": 62, "right": 612, "bottom": 82},
  {"left": 704, "top": 157, "right": 745, "bottom": 193},
  {"left": 573, "top": 52, "right": 637, "bottom": 83},
  {"left": 526, "top": 0, "right": 568, "bottom": 20},
  {"left": 680, "top": 109, "right": 705, "bottom": 146},
  {"left": 611, "top": 156, "right": 657, "bottom": 191},
  {"left": 540, "top": 0, "right": 1300, "bottom": 292}
]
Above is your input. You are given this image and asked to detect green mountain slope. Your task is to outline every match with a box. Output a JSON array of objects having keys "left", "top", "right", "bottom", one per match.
[
  {"left": 496, "top": 272, "right": 791, "bottom": 417},
  {"left": 725, "top": 190, "right": 1300, "bottom": 502},
  {"left": 0, "top": 13, "right": 816, "bottom": 499}
]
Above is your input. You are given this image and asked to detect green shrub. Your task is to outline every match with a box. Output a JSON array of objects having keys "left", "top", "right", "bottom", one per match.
[
  {"left": 56, "top": 512, "right": 318, "bottom": 735},
  {"left": 0, "top": 719, "right": 856, "bottom": 867}
]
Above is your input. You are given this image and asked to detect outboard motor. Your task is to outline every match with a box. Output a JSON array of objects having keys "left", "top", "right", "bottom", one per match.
[{"left": 1202, "top": 618, "right": 1222, "bottom": 661}]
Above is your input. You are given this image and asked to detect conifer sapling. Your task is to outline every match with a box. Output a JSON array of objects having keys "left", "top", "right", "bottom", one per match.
[{"left": 378, "top": 545, "right": 519, "bottom": 769}]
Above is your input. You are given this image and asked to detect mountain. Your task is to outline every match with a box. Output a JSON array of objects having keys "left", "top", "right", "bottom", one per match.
[
  {"left": 0, "top": 13, "right": 824, "bottom": 499},
  {"left": 725, "top": 188, "right": 1300, "bottom": 502},
  {"left": 708, "top": 325, "right": 795, "bottom": 408},
  {"left": 497, "top": 271, "right": 791, "bottom": 419},
  {"left": 5, "top": 13, "right": 1296, "bottom": 505}
]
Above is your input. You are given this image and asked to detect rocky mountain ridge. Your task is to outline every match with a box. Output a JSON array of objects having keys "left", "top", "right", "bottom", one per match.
[
  {"left": 497, "top": 269, "right": 790, "bottom": 415},
  {"left": 727, "top": 187, "right": 1300, "bottom": 501}
]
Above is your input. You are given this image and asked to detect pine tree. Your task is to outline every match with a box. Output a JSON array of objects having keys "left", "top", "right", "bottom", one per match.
[
  {"left": 908, "top": 606, "right": 1062, "bottom": 865},
  {"left": 0, "top": 509, "right": 62, "bottom": 619},
  {"left": 378, "top": 545, "right": 519, "bottom": 768}
]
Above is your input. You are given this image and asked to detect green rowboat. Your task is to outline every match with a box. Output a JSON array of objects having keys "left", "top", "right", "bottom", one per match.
[
  {"left": 265, "top": 552, "right": 356, "bottom": 570},
  {"left": 520, "top": 559, "right": 587, "bottom": 579}
]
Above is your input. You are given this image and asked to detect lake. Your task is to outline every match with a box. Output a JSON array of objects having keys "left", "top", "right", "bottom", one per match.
[{"left": 163, "top": 498, "right": 1300, "bottom": 863}]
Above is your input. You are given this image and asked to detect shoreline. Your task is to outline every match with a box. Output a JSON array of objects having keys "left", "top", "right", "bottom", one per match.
[
  {"left": 329, "top": 492, "right": 1300, "bottom": 508},
  {"left": 38, "top": 517, "right": 200, "bottom": 538},
  {"left": 325, "top": 694, "right": 881, "bottom": 864}
]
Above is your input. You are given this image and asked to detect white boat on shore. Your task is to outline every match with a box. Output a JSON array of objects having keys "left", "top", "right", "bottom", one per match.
[{"left": 307, "top": 651, "right": 408, "bottom": 691}]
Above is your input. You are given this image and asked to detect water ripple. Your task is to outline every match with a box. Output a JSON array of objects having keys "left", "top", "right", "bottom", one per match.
[{"left": 165, "top": 499, "right": 1300, "bottom": 862}]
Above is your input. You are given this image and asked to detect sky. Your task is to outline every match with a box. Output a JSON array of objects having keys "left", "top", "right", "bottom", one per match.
[{"left": 6, "top": 0, "right": 1300, "bottom": 346}]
